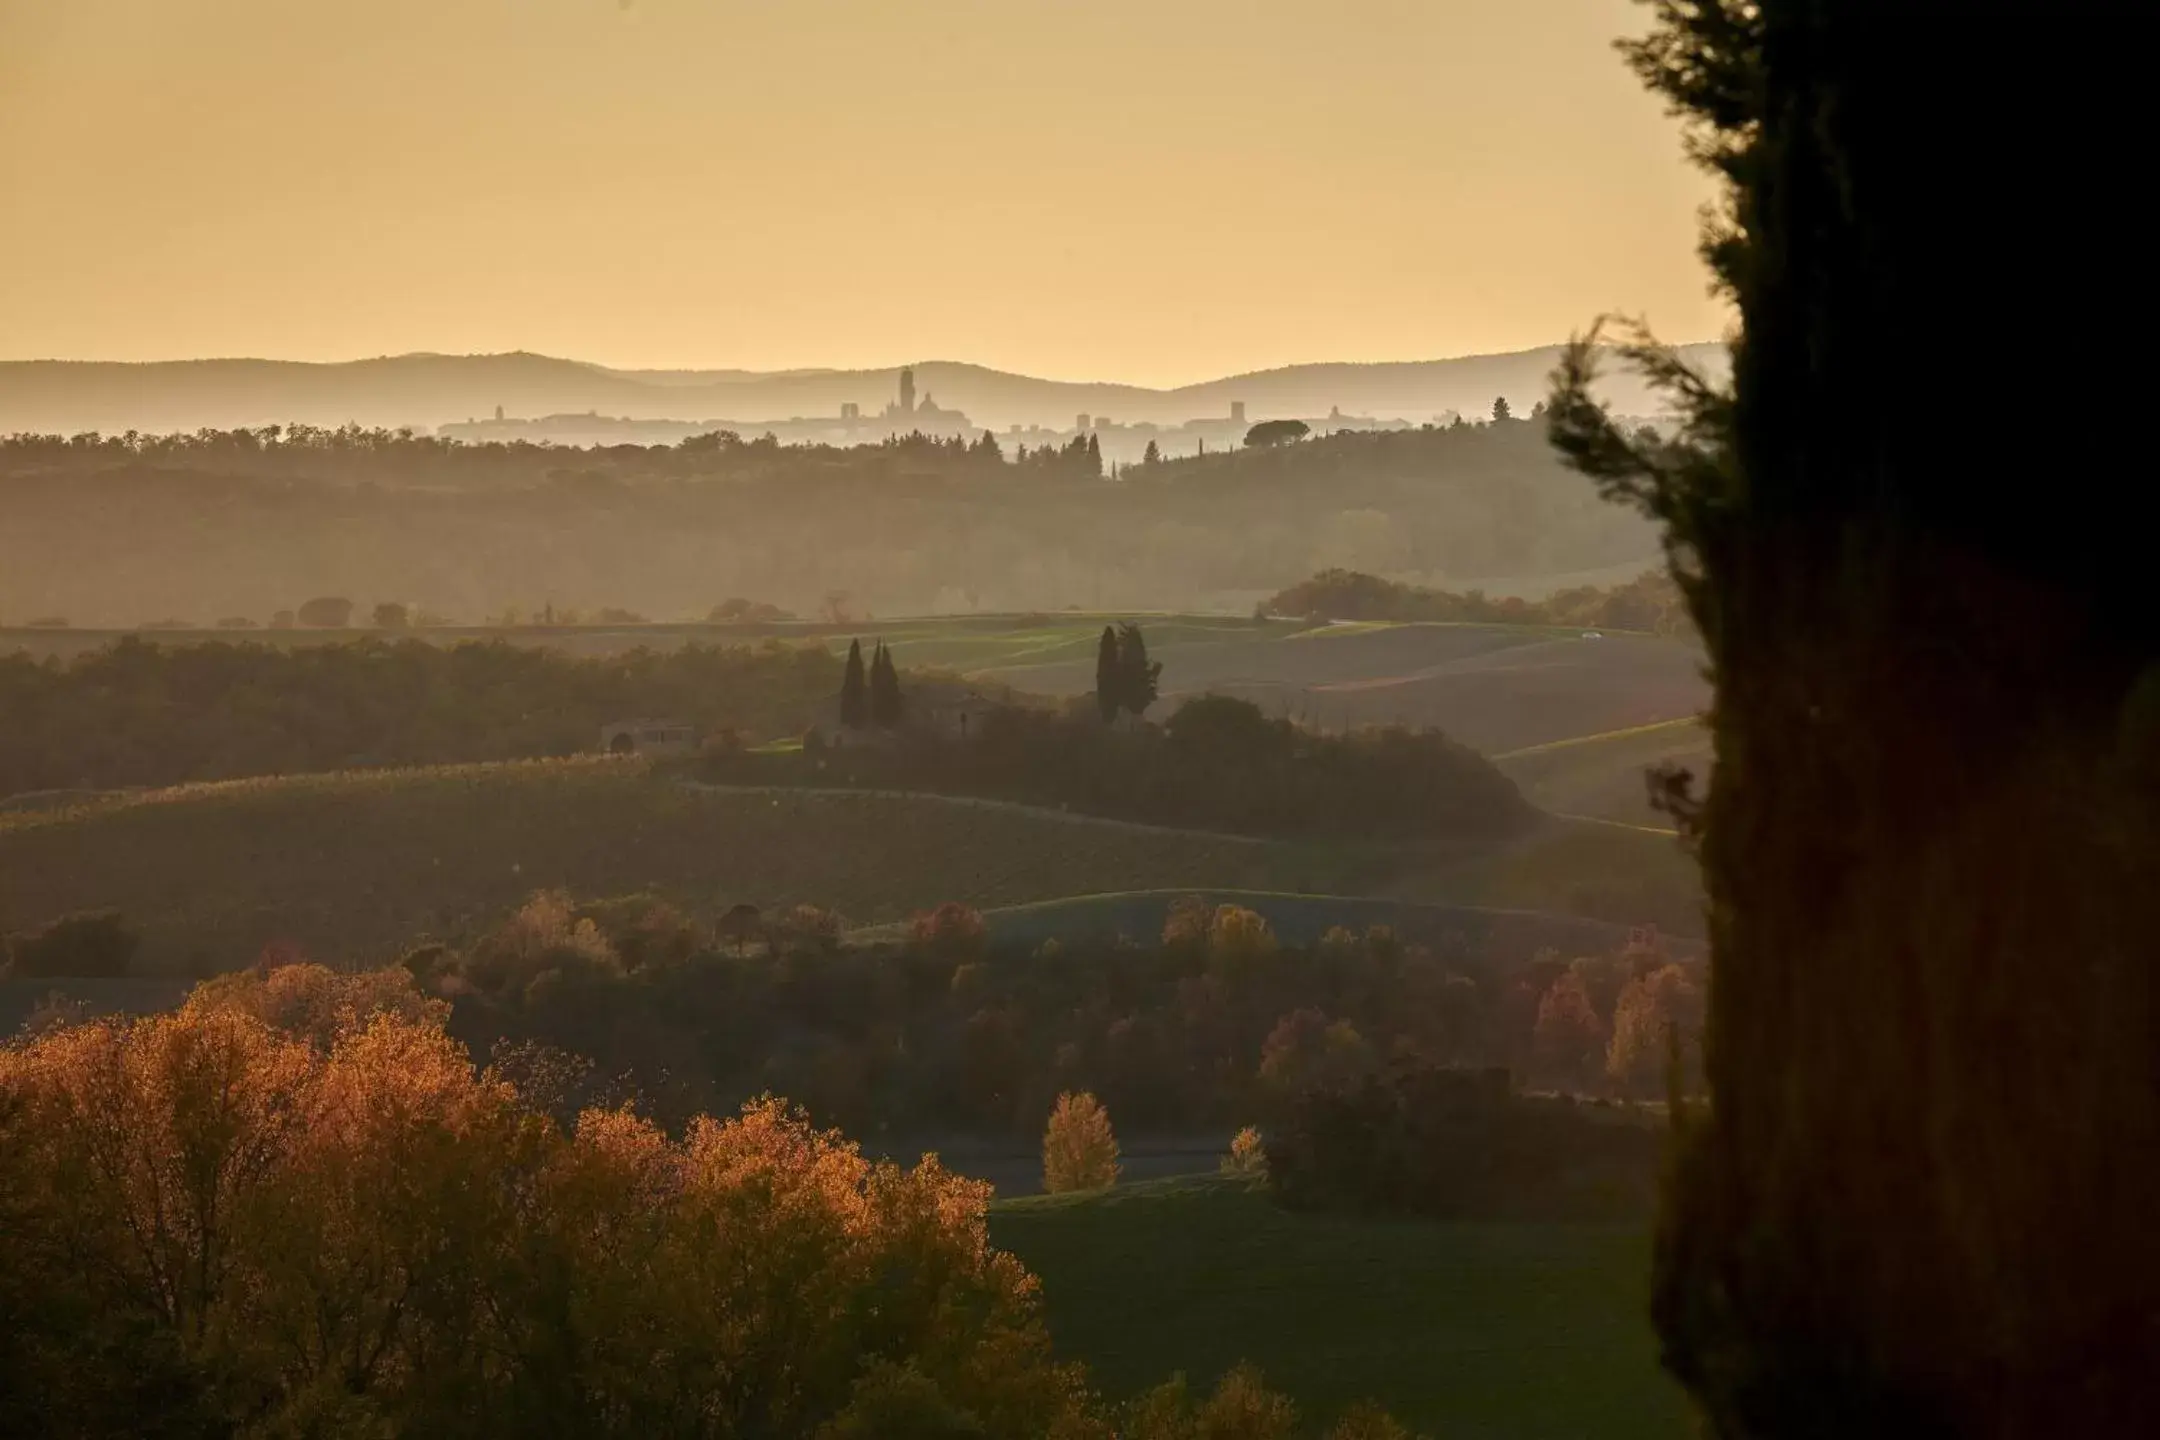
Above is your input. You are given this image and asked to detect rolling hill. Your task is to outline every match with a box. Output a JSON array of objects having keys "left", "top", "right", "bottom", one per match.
[
  {"left": 0, "top": 343, "right": 1725, "bottom": 435},
  {"left": 0, "top": 762, "right": 1337, "bottom": 975}
]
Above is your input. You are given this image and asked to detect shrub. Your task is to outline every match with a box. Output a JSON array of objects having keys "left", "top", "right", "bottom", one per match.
[
  {"left": 1266, "top": 1062, "right": 1657, "bottom": 1221},
  {"left": 1124, "top": 1364, "right": 1299, "bottom": 1440},
  {"left": 911, "top": 902, "right": 989, "bottom": 963},
  {"left": 1042, "top": 1090, "right": 1120, "bottom": 1193},
  {"left": 3, "top": 911, "right": 138, "bottom": 979},
  {"left": 1221, "top": 1125, "right": 1267, "bottom": 1179}
]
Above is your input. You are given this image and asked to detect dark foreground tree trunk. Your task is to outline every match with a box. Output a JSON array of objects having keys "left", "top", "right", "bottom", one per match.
[{"left": 1557, "top": 5, "right": 2158, "bottom": 1435}]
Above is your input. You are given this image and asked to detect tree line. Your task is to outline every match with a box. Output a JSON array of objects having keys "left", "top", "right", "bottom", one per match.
[
  {"left": 1261, "top": 568, "right": 1688, "bottom": 636},
  {"left": 711, "top": 691, "right": 1533, "bottom": 844},
  {"left": 0, "top": 637, "right": 840, "bottom": 796},
  {"left": 0, "top": 417, "right": 1659, "bottom": 625},
  {"left": 164, "top": 887, "right": 1707, "bottom": 1147}
]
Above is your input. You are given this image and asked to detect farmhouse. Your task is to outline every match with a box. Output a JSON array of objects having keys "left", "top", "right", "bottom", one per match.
[{"left": 599, "top": 719, "right": 698, "bottom": 757}]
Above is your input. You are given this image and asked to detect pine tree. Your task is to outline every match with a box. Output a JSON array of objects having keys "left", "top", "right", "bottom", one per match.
[
  {"left": 1116, "top": 622, "right": 1160, "bottom": 719},
  {"left": 1084, "top": 433, "right": 1102, "bottom": 478},
  {"left": 1094, "top": 625, "right": 1121, "bottom": 723},
  {"left": 1491, "top": 395, "right": 1512, "bottom": 423},
  {"left": 839, "top": 638, "right": 867, "bottom": 729},
  {"left": 1142, "top": 439, "right": 1161, "bottom": 466}
]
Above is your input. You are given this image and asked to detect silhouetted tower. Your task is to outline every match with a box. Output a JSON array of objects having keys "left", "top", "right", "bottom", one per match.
[
  {"left": 1230, "top": 401, "right": 1247, "bottom": 425},
  {"left": 899, "top": 367, "right": 917, "bottom": 416}
]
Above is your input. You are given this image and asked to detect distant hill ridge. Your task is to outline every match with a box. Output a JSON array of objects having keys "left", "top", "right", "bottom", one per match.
[{"left": 0, "top": 343, "right": 1725, "bottom": 436}]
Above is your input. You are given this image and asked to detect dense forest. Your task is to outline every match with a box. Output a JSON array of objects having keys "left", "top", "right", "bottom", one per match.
[{"left": 0, "top": 420, "right": 1659, "bottom": 626}]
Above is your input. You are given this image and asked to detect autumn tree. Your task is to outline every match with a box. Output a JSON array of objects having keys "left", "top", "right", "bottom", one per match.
[
  {"left": 1531, "top": 970, "right": 1606, "bottom": 1092},
  {"left": 1605, "top": 963, "right": 1702, "bottom": 1097},
  {"left": 1547, "top": 2, "right": 2154, "bottom": 1432},
  {"left": 1042, "top": 1090, "right": 1120, "bottom": 1193},
  {"left": 0, "top": 982, "right": 1098, "bottom": 1437}
]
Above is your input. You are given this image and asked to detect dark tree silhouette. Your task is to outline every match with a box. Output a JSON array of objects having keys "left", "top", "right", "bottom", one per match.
[
  {"left": 1243, "top": 419, "right": 1311, "bottom": 448},
  {"left": 839, "top": 639, "right": 868, "bottom": 729},
  {"left": 1095, "top": 625, "right": 1121, "bottom": 723},
  {"left": 1141, "top": 439, "right": 1161, "bottom": 466},
  {"left": 1490, "top": 396, "right": 1512, "bottom": 423},
  {"left": 1549, "top": 3, "right": 2153, "bottom": 1435},
  {"left": 1115, "top": 623, "right": 1161, "bottom": 720},
  {"left": 869, "top": 641, "right": 903, "bottom": 728}
]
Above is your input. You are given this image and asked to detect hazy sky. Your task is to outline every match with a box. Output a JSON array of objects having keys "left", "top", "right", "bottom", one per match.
[{"left": 0, "top": 0, "right": 1721, "bottom": 385}]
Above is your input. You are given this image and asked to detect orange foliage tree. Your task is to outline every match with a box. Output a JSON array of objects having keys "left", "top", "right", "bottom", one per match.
[{"left": 0, "top": 978, "right": 1093, "bottom": 1436}]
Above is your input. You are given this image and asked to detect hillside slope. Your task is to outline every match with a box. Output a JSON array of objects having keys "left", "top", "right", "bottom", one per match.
[{"left": 0, "top": 763, "right": 1327, "bottom": 973}]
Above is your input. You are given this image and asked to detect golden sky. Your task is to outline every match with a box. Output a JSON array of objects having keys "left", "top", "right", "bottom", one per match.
[{"left": 0, "top": 0, "right": 1721, "bottom": 386}]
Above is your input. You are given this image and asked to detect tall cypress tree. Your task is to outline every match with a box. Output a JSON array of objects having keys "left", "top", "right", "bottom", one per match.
[
  {"left": 1116, "top": 623, "right": 1160, "bottom": 720},
  {"left": 869, "top": 641, "right": 903, "bottom": 728},
  {"left": 1094, "top": 625, "right": 1121, "bottom": 722},
  {"left": 1550, "top": 4, "right": 2153, "bottom": 1434},
  {"left": 839, "top": 638, "right": 868, "bottom": 729}
]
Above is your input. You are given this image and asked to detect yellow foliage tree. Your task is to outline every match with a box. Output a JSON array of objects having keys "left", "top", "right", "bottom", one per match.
[
  {"left": 1041, "top": 1091, "right": 1121, "bottom": 1194},
  {"left": 1207, "top": 905, "right": 1278, "bottom": 966},
  {"left": 1221, "top": 1125, "right": 1268, "bottom": 1179},
  {"left": 1605, "top": 963, "right": 1704, "bottom": 1097}
]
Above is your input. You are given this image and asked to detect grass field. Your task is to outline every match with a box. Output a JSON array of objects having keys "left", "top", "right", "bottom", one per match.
[
  {"left": 0, "top": 760, "right": 1337, "bottom": 973},
  {"left": 990, "top": 1176, "right": 1691, "bottom": 1440},
  {"left": 1493, "top": 717, "right": 1711, "bottom": 830}
]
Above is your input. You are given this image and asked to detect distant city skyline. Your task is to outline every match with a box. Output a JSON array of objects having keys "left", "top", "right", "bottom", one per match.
[{"left": 1, "top": 0, "right": 1721, "bottom": 387}]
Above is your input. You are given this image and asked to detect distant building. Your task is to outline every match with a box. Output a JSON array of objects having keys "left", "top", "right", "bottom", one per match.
[
  {"left": 1076, "top": 413, "right": 1092, "bottom": 432},
  {"left": 1230, "top": 401, "right": 1247, "bottom": 425},
  {"left": 899, "top": 367, "right": 918, "bottom": 416},
  {"left": 841, "top": 402, "right": 860, "bottom": 421},
  {"left": 600, "top": 719, "right": 698, "bottom": 758}
]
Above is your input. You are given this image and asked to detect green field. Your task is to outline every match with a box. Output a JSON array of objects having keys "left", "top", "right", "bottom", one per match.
[
  {"left": 991, "top": 1176, "right": 1690, "bottom": 1439},
  {"left": 1493, "top": 717, "right": 1710, "bottom": 830},
  {"left": 0, "top": 761, "right": 1338, "bottom": 973}
]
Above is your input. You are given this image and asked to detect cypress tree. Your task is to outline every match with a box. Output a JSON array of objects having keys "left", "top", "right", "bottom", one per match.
[
  {"left": 1095, "top": 625, "right": 1121, "bottom": 723},
  {"left": 869, "top": 641, "right": 903, "bottom": 728},
  {"left": 1116, "top": 623, "right": 1160, "bottom": 720},
  {"left": 839, "top": 638, "right": 867, "bottom": 729},
  {"left": 1549, "top": 4, "right": 2153, "bottom": 1434}
]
